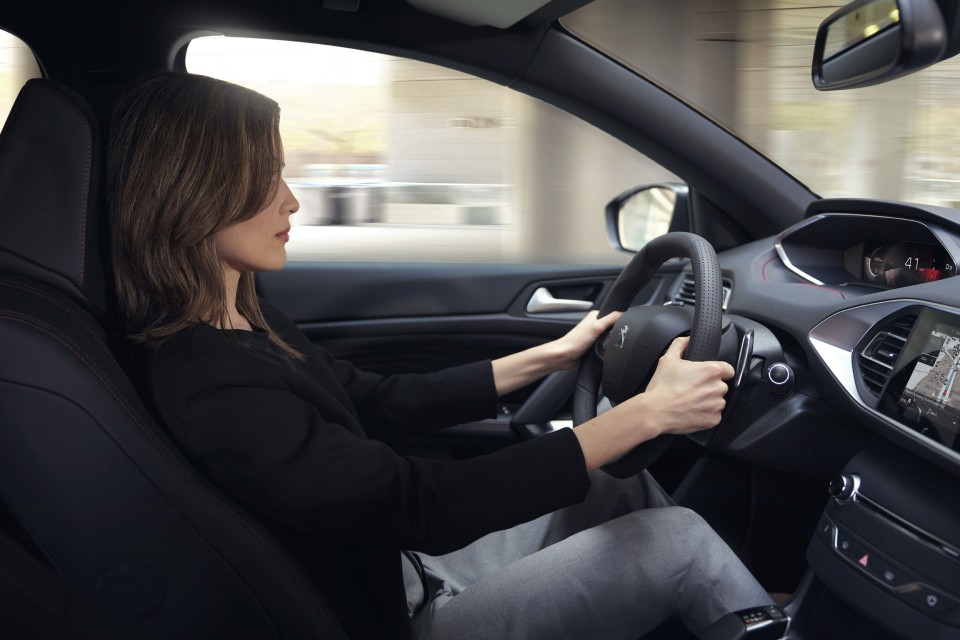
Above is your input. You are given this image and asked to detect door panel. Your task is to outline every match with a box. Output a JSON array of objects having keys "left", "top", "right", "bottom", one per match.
[
  {"left": 258, "top": 262, "right": 621, "bottom": 323},
  {"left": 257, "top": 261, "right": 675, "bottom": 455}
]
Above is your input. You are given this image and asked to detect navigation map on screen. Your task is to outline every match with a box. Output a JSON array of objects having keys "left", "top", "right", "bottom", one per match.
[{"left": 899, "top": 322, "right": 960, "bottom": 445}]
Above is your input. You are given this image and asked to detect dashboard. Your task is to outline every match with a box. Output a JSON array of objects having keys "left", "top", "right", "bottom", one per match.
[
  {"left": 769, "top": 201, "right": 960, "bottom": 469},
  {"left": 709, "top": 198, "right": 960, "bottom": 638},
  {"left": 718, "top": 198, "right": 960, "bottom": 473},
  {"left": 772, "top": 202, "right": 960, "bottom": 463}
]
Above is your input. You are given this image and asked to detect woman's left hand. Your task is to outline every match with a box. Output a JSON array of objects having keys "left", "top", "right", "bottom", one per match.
[
  {"left": 491, "top": 310, "right": 621, "bottom": 396},
  {"left": 552, "top": 310, "right": 622, "bottom": 370}
]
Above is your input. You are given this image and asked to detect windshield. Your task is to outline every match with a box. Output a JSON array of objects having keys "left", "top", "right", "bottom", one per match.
[{"left": 564, "top": 0, "right": 960, "bottom": 208}]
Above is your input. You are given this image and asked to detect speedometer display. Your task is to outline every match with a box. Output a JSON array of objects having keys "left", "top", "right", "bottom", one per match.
[{"left": 863, "top": 242, "right": 956, "bottom": 287}]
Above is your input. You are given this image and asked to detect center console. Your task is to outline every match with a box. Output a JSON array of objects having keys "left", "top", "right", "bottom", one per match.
[
  {"left": 807, "top": 302, "right": 960, "bottom": 638},
  {"left": 807, "top": 445, "right": 960, "bottom": 638}
]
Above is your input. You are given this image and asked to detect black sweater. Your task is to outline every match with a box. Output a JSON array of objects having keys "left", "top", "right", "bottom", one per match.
[{"left": 146, "top": 307, "right": 591, "bottom": 639}]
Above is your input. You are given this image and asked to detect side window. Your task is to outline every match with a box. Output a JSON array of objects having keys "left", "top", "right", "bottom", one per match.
[
  {"left": 0, "top": 30, "right": 41, "bottom": 129},
  {"left": 186, "top": 37, "right": 677, "bottom": 264}
]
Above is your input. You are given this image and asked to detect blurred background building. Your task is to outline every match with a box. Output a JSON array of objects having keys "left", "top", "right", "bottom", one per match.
[{"left": 3, "top": 1, "right": 957, "bottom": 264}]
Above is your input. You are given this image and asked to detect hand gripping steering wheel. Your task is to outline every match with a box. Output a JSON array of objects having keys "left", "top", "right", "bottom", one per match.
[{"left": 572, "top": 232, "right": 725, "bottom": 478}]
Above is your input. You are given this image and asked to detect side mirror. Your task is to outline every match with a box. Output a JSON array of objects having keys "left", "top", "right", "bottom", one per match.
[
  {"left": 605, "top": 183, "right": 688, "bottom": 253},
  {"left": 812, "top": 0, "right": 947, "bottom": 90}
]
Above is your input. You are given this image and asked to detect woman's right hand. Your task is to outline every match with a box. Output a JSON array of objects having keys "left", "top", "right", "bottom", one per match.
[
  {"left": 634, "top": 335, "right": 735, "bottom": 436},
  {"left": 572, "top": 335, "right": 735, "bottom": 472}
]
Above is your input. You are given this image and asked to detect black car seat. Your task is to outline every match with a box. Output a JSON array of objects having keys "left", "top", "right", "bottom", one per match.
[{"left": 0, "top": 79, "right": 348, "bottom": 639}]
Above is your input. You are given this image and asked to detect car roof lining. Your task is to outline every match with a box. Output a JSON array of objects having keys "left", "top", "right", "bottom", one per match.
[
  {"left": 406, "top": 0, "right": 553, "bottom": 28},
  {"left": 406, "top": 0, "right": 595, "bottom": 29}
]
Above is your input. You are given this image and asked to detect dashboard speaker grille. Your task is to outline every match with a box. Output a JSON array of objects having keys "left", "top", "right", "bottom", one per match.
[
  {"left": 673, "top": 273, "right": 732, "bottom": 310},
  {"left": 857, "top": 314, "right": 917, "bottom": 396}
]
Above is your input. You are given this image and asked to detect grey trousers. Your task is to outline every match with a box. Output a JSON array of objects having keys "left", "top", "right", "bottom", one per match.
[{"left": 408, "top": 470, "right": 772, "bottom": 639}]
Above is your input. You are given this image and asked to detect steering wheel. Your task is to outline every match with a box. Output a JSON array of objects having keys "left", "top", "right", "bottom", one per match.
[{"left": 572, "top": 232, "right": 726, "bottom": 478}]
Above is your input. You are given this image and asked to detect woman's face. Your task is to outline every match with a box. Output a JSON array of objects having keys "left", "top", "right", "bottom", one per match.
[{"left": 215, "top": 179, "right": 299, "bottom": 276}]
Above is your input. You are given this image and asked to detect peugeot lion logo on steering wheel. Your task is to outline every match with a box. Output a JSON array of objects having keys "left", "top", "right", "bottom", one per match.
[{"left": 616, "top": 324, "right": 629, "bottom": 349}]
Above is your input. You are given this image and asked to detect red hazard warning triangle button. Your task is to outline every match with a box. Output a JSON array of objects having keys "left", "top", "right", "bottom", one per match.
[{"left": 858, "top": 553, "right": 870, "bottom": 568}]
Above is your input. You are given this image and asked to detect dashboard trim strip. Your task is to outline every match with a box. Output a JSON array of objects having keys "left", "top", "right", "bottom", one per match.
[
  {"left": 774, "top": 214, "right": 827, "bottom": 285},
  {"left": 850, "top": 491, "right": 960, "bottom": 564}
]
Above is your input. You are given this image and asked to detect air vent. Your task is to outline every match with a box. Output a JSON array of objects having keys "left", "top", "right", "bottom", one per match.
[
  {"left": 857, "top": 314, "right": 917, "bottom": 396},
  {"left": 672, "top": 273, "right": 732, "bottom": 310}
]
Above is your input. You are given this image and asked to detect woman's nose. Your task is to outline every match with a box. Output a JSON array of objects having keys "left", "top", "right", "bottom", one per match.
[{"left": 281, "top": 180, "right": 300, "bottom": 215}]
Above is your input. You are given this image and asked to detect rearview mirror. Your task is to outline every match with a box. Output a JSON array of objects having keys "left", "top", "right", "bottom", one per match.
[
  {"left": 812, "top": 0, "right": 947, "bottom": 90},
  {"left": 605, "top": 183, "right": 688, "bottom": 253}
]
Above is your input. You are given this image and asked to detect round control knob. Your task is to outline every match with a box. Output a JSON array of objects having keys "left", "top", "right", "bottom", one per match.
[
  {"left": 766, "top": 362, "right": 794, "bottom": 397},
  {"left": 828, "top": 474, "right": 860, "bottom": 503}
]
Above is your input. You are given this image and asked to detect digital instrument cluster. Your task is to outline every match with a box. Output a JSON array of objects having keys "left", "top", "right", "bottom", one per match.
[
  {"left": 862, "top": 242, "right": 957, "bottom": 288},
  {"left": 776, "top": 211, "right": 960, "bottom": 290}
]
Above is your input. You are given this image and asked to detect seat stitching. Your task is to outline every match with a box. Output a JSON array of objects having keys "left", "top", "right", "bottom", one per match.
[
  {"left": 31, "top": 82, "right": 93, "bottom": 288},
  {"left": 0, "top": 279, "right": 106, "bottom": 348},
  {"left": 0, "top": 312, "right": 338, "bottom": 633}
]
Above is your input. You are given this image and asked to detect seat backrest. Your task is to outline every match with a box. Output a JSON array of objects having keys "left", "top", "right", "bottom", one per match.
[{"left": 0, "top": 79, "right": 347, "bottom": 639}]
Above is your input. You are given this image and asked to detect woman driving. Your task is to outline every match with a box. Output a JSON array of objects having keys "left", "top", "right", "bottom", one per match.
[{"left": 108, "top": 71, "right": 774, "bottom": 640}]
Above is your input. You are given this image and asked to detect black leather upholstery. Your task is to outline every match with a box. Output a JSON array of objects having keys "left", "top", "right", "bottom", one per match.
[
  {"left": 0, "top": 80, "right": 105, "bottom": 316},
  {"left": 0, "top": 80, "right": 347, "bottom": 638}
]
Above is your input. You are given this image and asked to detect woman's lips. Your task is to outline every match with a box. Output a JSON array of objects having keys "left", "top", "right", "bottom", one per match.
[{"left": 276, "top": 228, "right": 291, "bottom": 242}]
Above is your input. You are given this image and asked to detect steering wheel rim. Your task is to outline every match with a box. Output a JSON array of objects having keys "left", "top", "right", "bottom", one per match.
[{"left": 572, "top": 232, "right": 724, "bottom": 478}]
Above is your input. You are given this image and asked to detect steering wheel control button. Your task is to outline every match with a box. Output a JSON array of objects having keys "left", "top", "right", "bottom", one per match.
[
  {"left": 765, "top": 362, "right": 794, "bottom": 397},
  {"left": 828, "top": 474, "right": 860, "bottom": 503}
]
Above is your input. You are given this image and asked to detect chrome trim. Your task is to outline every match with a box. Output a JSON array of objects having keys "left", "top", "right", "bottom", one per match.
[
  {"left": 808, "top": 299, "right": 960, "bottom": 465},
  {"left": 823, "top": 514, "right": 839, "bottom": 548},
  {"left": 859, "top": 332, "right": 897, "bottom": 371},
  {"left": 733, "top": 329, "right": 754, "bottom": 389},
  {"left": 830, "top": 473, "right": 861, "bottom": 504},
  {"left": 768, "top": 362, "right": 791, "bottom": 387},
  {"left": 858, "top": 352, "right": 893, "bottom": 371},
  {"left": 809, "top": 336, "right": 861, "bottom": 398},
  {"left": 526, "top": 287, "right": 593, "bottom": 314},
  {"left": 774, "top": 214, "right": 827, "bottom": 285},
  {"left": 775, "top": 213, "right": 960, "bottom": 287},
  {"left": 850, "top": 490, "right": 960, "bottom": 563}
]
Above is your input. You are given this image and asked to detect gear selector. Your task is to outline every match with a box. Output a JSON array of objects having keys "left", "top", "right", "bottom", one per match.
[{"left": 697, "top": 605, "right": 789, "bottom": 640}]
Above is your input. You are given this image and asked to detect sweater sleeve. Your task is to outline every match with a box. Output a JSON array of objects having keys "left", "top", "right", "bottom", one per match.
[
  {"left": 317, "top": 349, "right": 499, "bottom": 434},
  {"left": 263, "top": 303, "right": 500, "bottom": 433},
  {"left": 151, "top": 337, "right": 590, "bottom": 555}
]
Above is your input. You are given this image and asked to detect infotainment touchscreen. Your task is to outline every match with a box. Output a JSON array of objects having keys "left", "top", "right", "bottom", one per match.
[{"left": 895, "top": 319, "right": 960, "bottom": 448}]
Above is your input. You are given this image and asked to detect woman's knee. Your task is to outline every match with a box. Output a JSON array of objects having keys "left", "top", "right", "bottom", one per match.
[{"left": 651, "top": 505, "right": 708, "bottom": 533}]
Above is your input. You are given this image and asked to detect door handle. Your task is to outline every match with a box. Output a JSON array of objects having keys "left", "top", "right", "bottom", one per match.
[{"left": 526, "top": 287, "right": 594, "bottom": 313}]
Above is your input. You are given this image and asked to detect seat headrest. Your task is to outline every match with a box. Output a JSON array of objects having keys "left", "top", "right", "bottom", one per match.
[{"left": 0, "top": 79, "right": 105, "bottom": 315}]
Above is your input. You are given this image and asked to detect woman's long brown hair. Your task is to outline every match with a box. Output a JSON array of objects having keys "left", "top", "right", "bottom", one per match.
[{"left": 109, "top": 71, "right": 301, "bottom": 358}]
